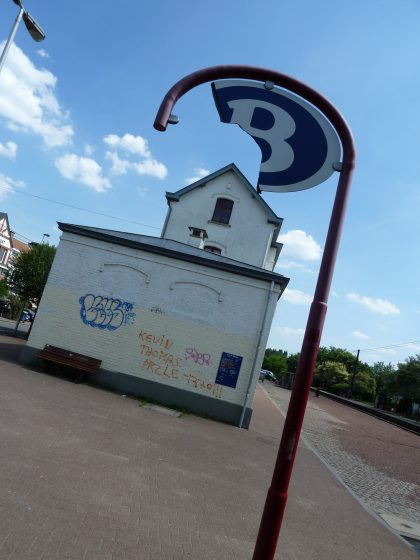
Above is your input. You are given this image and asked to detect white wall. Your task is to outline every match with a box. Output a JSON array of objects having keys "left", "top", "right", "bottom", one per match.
[
  {"left": 163, "top": 169, "right": 277, "bottom": 269},
  {"left": 28, "top": 232, "right": 280, "bottom": 411}
]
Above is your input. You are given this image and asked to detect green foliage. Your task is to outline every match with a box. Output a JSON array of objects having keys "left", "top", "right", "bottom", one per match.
[
  {"left": 330, "top": 382, "right": 350, "bottom": 395},
  {"left": 314, "top": 361, "right": 349, "bottom": 391},
  {"left": 372, "top": 362, "right": 397, "bottom": 408},
  {"left": 352, "top": 369, "right": 376, "bottom": 401},
  {"left": 317, "top": 346, "right": 364, "bottom": 372},
  {"left": 0, "top": 279, "right": 8, "bottom": 297},
  {"left": 287, "top": 352, "right": 300, "bottom": 374},
  {"left": 263, "top": 346, "right": 420, "bottom": 414},
  {"left": 6, "top": 243, "right": 56, "bottom": 304},
  {"left": 263, "top": 348, "right": 288, "bottom": 378},
  {"left": 8, "top": 294, "right": 26, "bottom": 320},
  {"left": 395, "top": 355, "right": 420, "bottom": 403}
]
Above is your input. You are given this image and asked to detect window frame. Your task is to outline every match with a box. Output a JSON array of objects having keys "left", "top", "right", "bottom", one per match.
[{"left": 211, "top": 197, "right": 234, "bottom": 225}]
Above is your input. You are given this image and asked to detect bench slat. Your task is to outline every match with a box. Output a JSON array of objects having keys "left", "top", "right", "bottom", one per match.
[{"left": 37, "top": 345, "right": 101, "bottom": 374}]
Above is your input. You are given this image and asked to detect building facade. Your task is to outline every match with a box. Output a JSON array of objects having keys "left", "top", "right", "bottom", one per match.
[
  {"left": 21, "top": 166, "right": 289, "bottom": 427},
  {"left": 162, "top": 163, "right": 283, "bottom": 270},
  {"left": 0, "top": 212, "right": 30, "bottom": 279}
]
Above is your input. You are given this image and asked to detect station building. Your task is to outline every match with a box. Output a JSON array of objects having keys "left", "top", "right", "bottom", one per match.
[{"left": 21, "top": 164, "right": 289, "bottom": 427}]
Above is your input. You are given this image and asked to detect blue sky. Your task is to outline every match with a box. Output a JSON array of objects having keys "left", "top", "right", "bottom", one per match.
[{"left": 0, "top": 0, "right": 419, "bottom": 366}]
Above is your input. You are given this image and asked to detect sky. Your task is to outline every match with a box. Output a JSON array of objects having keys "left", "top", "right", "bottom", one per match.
[{"left": 0, "top": 0, "right": 419, "bottom": 367}]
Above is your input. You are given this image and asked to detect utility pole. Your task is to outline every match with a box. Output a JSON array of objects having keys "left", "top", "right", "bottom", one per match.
[{"left": 349, "top": 349, "right": 360, "bottom": 397}]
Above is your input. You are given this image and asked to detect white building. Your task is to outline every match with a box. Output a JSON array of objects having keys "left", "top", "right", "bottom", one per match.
[
  {"left": 21, "top": 165, "right": 288, "bottom": 427},
  {"left": 0, "top": 213, "right": 13, "bottom": 278},
  {"left": 162, "top": 163, "right": 283, "bottom": 270}
]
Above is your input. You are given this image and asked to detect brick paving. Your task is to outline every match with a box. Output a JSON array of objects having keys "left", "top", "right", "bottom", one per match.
[
  {"left": 0, "top": 336, "right": 418, "bottom": 559},
  {"left": 264, "top": 384, "right": 420, "bottom": 525}
]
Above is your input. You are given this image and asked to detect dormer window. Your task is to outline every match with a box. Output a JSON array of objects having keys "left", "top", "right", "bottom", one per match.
[
  {"left": 189, "top": 227, "right": 207, "bottom": 239},
  {"left": 211, "top": 198, "right": 234, "bottom": 225}
]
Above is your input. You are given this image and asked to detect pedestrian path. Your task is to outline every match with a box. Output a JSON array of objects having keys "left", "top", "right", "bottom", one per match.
[{"left": 0, "top": 336, "right": 417, "bottom": 559}]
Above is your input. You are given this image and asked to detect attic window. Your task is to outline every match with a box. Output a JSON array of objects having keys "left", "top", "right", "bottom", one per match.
[
  {"left": 204, "top": 245, "right": 222, "bottom": 255},
  {"left": 211, "top": 198, "right": 234, "bottom": 225},
  {"left": 189, "top": 227, "right": 207, "bottom": 239}
]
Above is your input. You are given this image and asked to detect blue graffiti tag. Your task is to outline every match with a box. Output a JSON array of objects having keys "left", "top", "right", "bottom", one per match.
[{"left": 79, "top": 294, "right": 136, "bottom": 331}]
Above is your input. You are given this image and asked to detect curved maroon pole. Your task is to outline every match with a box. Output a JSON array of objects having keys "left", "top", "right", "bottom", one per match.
[{"left": 154, "top": 65, "right": 355, "bottom": 560}]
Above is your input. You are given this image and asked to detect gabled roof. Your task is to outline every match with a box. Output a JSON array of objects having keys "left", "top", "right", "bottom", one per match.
[
  {"left": 12, "top": 237, "right": 31, "bottom": 253},
  {"left": 165, "top": 163, "right": 283, "bottom": 227},
  {"left": 58, "top": 222, "right": 289, "bottom": 291},
  {"left": 0, "top": 212, "right": 11, "bottom": 239}
]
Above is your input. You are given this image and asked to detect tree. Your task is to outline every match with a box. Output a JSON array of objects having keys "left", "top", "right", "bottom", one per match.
[
  {"left": 352, "top": 369, "right": 376, "bottom": 402},
  {"left": 371, "top": 362, "right": 397, "bottom": 408},
  {"left": 394, "top": 355, "right": 420, "bottom": 416},
  {"left": 263, "top": 348, "right": 288, "bottom": 378},
  {"left": 317, "top": 346, "right": 364, "bottom": 372},
  {"left": 0, "top": 278, "right": 8, "bottom": 297},
  {"left": 7, "top": 243, "right": 56, "bottom": 305},
  {"left": 287, "top": 352, "right": 300, "bottom": 374},
  {"left": 314, "top": 361, "right": 349, "bottom": 392}
]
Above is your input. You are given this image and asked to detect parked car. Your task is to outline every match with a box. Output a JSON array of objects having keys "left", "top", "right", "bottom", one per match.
[{"left": 259, "top": 369, "right": 276, "bottom": 382}]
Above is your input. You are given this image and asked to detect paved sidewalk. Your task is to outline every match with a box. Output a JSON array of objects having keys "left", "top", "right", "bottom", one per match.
[{"left": 0, "top": 335, "right": 417, "bottom": 559}]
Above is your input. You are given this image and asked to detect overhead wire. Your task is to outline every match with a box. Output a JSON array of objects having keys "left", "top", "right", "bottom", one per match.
[{"left": 0, "top": 184, "right": 161, "bottom": 230}]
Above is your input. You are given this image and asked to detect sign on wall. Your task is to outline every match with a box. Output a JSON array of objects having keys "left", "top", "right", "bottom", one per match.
[
  {"left": 212, "top": 79, "right": 341, "bottom": 193},
  {"left": 215, "top": 352, "right": 243, "bottom": 388}
]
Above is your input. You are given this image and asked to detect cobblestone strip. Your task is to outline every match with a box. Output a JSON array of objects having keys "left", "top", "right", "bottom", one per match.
[{"left": 265, "top": 385, "right": 420, "bottom": 524}]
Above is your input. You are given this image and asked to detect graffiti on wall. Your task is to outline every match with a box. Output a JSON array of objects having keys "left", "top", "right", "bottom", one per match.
[
  {"left": 79, "top": 294, "right": 136, "bottom": 331},
  {"left": 138, "top": 328, "right": 223, "bottom": 399},
  {"left": 183, "top": 373, "right": 223, "bottom": 398},
  {"left": 185, "top": 347, "right": 212, "bottom": 365}
]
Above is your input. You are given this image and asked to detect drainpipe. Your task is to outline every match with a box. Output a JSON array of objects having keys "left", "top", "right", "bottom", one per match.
[{"left": 239, "top": 280, "right": 275, "bottom": 428}]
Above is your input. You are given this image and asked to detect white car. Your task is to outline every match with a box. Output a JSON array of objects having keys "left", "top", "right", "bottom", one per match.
[{"left": 260, "top": 369, "right": 275, "bottom": 381}]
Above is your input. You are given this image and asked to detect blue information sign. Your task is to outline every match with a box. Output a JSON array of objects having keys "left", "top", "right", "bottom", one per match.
[
  {"left": 215, "top": 352, "right": 243, "bottom": 389},
  {"left": 212, "top": 79, "right": 341, "bottom": 193}
]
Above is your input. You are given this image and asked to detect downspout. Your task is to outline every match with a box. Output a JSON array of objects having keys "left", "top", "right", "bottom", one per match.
[
  {"left": 239, "top": 280, "right": 275, "bottom": 428},
  {"left": 160, "top": 203, "right": 172, "bottom": 238}
]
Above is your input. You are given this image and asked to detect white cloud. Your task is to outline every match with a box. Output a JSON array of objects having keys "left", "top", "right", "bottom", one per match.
[
  {"left": 133, "top": 159, "right": 167, "bottom": 179},
  {"left": 0, "top": 173, "right": 24, "bottom": 201},
  {"left": 185, "top": 167, "right": 210, "bottom": 184},
  {"left": 275, "top": 259, "right": 313, "bottom": 273},
  {"left": 37, "top": 49, "right": 50, "bottom": 59},
  {"left": 282, "top": 288, "right": 312, "bottom": 305},
  {"left": 55, "top": 154, "right": 111, "bottom": 193},
  {"left": 276, "top": 326, "right": 305, "bottom": 336},
  {"left": 105, "top": 151, "right": 131, "bottom": 176},
  {"left": 0, "top": 43, "right": 73, "bottom": 148},
  {"left": 405, "top": 342, "right": 420, "bottom": 352},
  {"left": 104, "top": 133, "right": 151, "bottom": 157},
  {"left": 104, "top": 133, "right": 167, "bottom": 179},
  {"left": 84, "top": 144, "right": 94, "bottom": 156},
  {"left": 353, "top": 331, "right": 370, "bottom": 340},
  {"left": 0, "top": 141, "right": 17, "bottom": 160},
  {"left": 347, "top": 292, "right": 400, "bottom": 315},
  {"left": 278, "top": 230, "right": 322, "bottom": 262}
]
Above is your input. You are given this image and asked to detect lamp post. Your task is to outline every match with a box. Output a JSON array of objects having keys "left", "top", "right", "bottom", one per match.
[
  {"left": 153, "top": 65, "right": 355, "bottom": 559},
  {"left": 41, "top": 233, "right": 50, "bottom": 244},
  {"left": 0, "top": 0, "right": 45, "bottom": 75}
]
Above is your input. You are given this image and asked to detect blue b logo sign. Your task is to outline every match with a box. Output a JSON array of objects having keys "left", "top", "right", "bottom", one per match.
[{"left": 212, "top": 79, "right": 341, "bottom": 193}]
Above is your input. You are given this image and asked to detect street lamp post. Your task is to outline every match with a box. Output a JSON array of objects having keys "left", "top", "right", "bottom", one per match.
[
  {"left": 153, "top": 65, "right": 355, "bottom": 559},
  {"left": 41, "top": 233, "right": 50, "bottom": 244},
  {"left": 0, "top": 0, "right": 45, "bottom": 75}
]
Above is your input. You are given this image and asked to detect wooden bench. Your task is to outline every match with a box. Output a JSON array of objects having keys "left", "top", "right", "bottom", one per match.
[{"left": 37, "top": 344, "right": 102, "bottom": 380}]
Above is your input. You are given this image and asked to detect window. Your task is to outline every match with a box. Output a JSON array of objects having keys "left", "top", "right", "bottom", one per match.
[
  {"left": 211, "top": 198, "right": 234, "bottom": 225},
  {"left": 204, "top": 245, "right": 222, "bottom": 255},
  {"left": 189, "top": 227, "right": 207, "bottom": 239},
  {"left": 0, "top": 247, "right": 7, "bottom": 264}
]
